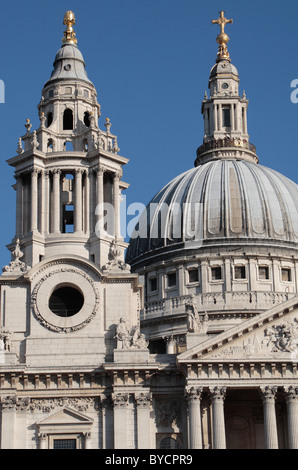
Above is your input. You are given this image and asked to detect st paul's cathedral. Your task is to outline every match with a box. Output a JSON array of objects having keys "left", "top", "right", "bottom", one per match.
[{"left": 0, "top": 10, "right": 297, "bottom": 449}]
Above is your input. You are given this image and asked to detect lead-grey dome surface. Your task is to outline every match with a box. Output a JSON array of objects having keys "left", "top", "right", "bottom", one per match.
[
  {"left": 45, "top": 44, "right": 92, "bottom": 85},
  {"left": 126, "top": 160, "right": 298, "bottom": 265}
]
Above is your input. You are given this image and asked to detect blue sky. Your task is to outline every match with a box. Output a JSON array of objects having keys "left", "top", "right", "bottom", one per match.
[{"left": 0, "top": 0, "right": 297, "bottom": 266}]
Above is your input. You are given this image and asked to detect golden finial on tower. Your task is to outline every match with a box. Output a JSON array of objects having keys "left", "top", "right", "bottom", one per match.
[
  {"left": 211, "top": 11, "right": 233, "bottom": 62},
  {"left": 62, "top": 11, "right": 77, "bottom": 45}
]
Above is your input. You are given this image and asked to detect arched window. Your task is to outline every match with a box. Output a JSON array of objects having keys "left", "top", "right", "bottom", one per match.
[
  {"left": 47, "top": 139, "right": 54, "bottom": 151},
  {"left": 64, "top": 141, "right": 73, "bottom": 151},
  {"left": 82, "top": 139, "right": 88, "bottom": 151},
  {"left": 84, "top": 112, "right": 90, "bottom": 127},
  {"left": 63, "top": 109, "right": 73, "bottom": 130},
  {"left": 46, "top": 112, "right": 53, "bottom": 128}
]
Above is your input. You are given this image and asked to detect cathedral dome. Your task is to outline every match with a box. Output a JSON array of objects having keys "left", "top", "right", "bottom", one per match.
[{"left": 126, "top": 159, "right": 298, "bottom": 267}]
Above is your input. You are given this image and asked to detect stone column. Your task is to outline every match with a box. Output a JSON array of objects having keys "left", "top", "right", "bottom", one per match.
[
  {"left": 165, "top": 336, "right": 176, "bottom": 354},
  {"left": 214, "top": 104, "right": 218, "bottom": 132},
  {"left": 185, "top": 386, "right": 203, "bottom": 449},
  {"left": 84, "top": 170, "right": 90, "bottom": 234},
  {"left": 0, "top": 396, "right": 16, "bottom": 448},
  {"left": 44, "top": 171, "right": 50, "bottom": 234},
  {"left": 113, "top": 172, "right": 121, "bottom": 239},
  {"left": 285, "top": 386, "right": 298, "bottom": 449},
  {"left": 218, "top": 104, "right": 222, "bottom": 130},
  {"left": 135, "top": 393, "right": 152, "bottom": 449},
  {"left": 38, "top": 433, "right": 48, "bottom": 449},
  {"left": 112, "top": 393, "right": 129, "bottom": 449},
  {"left": 234, "top": 103, "right": 238, "bottom": 131},
  {"left": 210, "top": 386, "right": 226, "bottom": 449},
  {"left": 74, "top": 169, "right": 83, "bottom": 233},
  {"left": 101, "top": 395, "right": 114, "bottom": 449},
  {"left": 15, "top": 174, "right": 23, "bottom": 236},
  {"left": 52, "top": 169, "right": 61, "bottom": 233},
  {"left": 96, "top": 167, "right": 104, "bottom": 235},
  {"left": 84, "top": 432, "right": 92, "bottom": 449},
  {"left": 243, "top": 105, "right": 248, "bottom": 134},
  {"left": 231, "top": 104, "right": 235, "bottom": 131},
  {"left": 260, "top": 386, "right": 279, "bottom": 449},
  {"left": 31, "top": 168, "right": 38, "bottom": 232},
  {"left": 39, "top": 170, "right": 46, "bottom": 234}
]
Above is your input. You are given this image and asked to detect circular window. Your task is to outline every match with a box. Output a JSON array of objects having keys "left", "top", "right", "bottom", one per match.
[
  {"left": 49, "top": 285, "right": 84, "bottom": 317},
  {"left": 222, "top": 82, "right": 229, "bottom": 89}
]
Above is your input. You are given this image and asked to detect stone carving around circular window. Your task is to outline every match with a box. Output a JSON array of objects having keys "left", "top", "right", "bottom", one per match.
[{"left": 31, "top": 267, "right": 99, "bottom": 333}]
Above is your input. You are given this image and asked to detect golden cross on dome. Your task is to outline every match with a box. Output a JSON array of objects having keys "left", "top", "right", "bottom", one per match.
[
  {"left": 62, "top": 11, "right": 77, "bottom": 45},
  {"left": 211, "top": 11, "right": 233, "bottom": 62},
  {"left": 212, "top": 11, "right": 233, "bottom": 35}
]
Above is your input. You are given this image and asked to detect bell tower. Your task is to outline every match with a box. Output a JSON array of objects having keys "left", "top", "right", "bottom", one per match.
[
  {"left": 0, "top": 12, "right": 143, "bottom": 371},
  {"left": 7, "top": 11, "right": 128, "bottom": 269}
]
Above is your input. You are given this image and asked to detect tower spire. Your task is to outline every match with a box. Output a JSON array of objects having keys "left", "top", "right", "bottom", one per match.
[
  {"left": 212, "top": 10, "right": 233, "bottom": 62},
  {"left": 62, "top": 10, "right": 77, "bottom": 45}
]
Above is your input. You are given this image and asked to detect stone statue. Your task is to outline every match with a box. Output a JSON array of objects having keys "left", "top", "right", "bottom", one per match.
[
  {"left": 131, "top": 326, "right": 149, "bottom": 349},
  {"left": 186, "top": 295, "right": 208, "bottom": 334},
  {"left": 0, "top": 328, "right": 12, "bottom": 352},
  {"left": 102, "top": 238, "right": 130, "bottom": 273},
  {"left": 114, "top": 321, "right": 148, "bottom": 350},
  {"left": 2, "top": 238, "right": 28, "bottom": 274},
  {"left": 114, "top": 318, "right": 132, "bottom": 349}
]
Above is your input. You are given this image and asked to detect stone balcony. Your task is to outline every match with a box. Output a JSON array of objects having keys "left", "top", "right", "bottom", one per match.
[
  {"left": 142, "top": 291, "right": 295, "bottom": 321},
  {"left": 195, "top": 137, "right": 258, "bottom": 166}
]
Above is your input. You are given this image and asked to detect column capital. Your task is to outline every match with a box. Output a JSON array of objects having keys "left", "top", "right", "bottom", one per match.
[
  {"left": 74, "top": 168, "right": 84, "bottom": 175},
  {"left": 31, "top": 167, "right": 39, "bottom": 176},
  {"left": 112, "top": 392, "right": 129, "bottom": 408},
  {"left": 284, "top": 386, "right": 298, "bottom": 402},
  {"left": 52, "top": 169, "right": 61, "bottom": 176},
  {"left": 114, "top": 171, "right": 122, "bottom": 180},
  {"left": 185, "top": 386, "right": 203, "bottom": 403},
  {"left": 209, "top": 386, "right": 227, "bottom": 402},
  {"left": 96, "top": 166, "right": 105, "bottom": 175},
  {"left": 260, "top": 385, "right": 278, "bottom": 403},
  {"left": 0, "top": 395, "right": 17, "bottom": 410},
  {"left": 135, "top": 392, "right": 152, "bottom": 408}
]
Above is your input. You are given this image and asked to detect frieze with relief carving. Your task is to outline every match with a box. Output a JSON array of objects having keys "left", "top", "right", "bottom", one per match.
[{"left": 209, "top": 318, "right": 298, "bottom": 359}]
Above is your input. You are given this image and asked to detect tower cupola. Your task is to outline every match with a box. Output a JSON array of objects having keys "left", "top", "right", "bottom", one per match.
[{"left": 196, "top": 11, "right": 257, "bottom": 166}]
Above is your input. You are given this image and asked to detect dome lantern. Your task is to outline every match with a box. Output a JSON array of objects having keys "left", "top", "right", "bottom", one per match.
[{"left": 196, "top": 11, "right": 257, "bottom": 166}]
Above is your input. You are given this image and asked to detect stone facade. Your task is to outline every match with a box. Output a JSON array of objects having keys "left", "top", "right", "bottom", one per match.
[{"left": 0, "top": 11, "right": 297, "bottom": 450}]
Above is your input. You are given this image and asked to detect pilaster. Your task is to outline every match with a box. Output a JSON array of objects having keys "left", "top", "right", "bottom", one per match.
[
  {"left": 135, "top": 392, "right": 152, "bottom": 449},
  {"left": 112, "top": 392, "right": 129, "bottom": 449}
]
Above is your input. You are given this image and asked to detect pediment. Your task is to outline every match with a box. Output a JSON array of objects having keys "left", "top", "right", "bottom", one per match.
[
  {"left": 37, "top": 407, "right": 93, "bottom": 427},
  {"left": 178, "top": 296, "right": 298, "bottom": 363}
]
